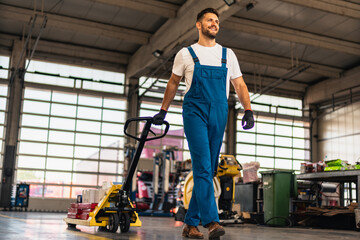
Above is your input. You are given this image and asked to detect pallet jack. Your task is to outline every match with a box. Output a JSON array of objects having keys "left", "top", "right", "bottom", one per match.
[{"left": 64, "top": 117, "right": 169, "bottom": 233}]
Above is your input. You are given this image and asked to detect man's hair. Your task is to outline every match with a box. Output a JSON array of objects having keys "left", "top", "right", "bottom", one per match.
[{"left": 196, "top": 8, "right": 219, "bottom": 22}]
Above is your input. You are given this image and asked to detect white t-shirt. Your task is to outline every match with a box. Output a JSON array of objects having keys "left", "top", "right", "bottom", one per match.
[{"left": 172, "top": 43, "right": 242, "bottom": 98}]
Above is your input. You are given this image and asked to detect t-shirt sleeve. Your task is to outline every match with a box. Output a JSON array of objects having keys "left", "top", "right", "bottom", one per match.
[
  {"left": 172, "top": 49, "right": 186, "bottom": 77},
  {"left": 228, "top": 48, "right": 242, "bottom": 80}
]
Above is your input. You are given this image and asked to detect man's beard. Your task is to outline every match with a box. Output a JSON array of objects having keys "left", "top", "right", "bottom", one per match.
[{"left": 201, "top": 24, "right": 217, "bottom": 39}]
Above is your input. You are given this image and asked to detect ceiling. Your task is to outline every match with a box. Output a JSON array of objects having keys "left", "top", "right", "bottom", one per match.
[{"left": 0, "top": 0, "right": 359, "bottom": 102}]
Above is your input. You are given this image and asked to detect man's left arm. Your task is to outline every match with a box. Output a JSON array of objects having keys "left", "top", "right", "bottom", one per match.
[
  {"left": 231, "top": 76, "right": 254, "bottom": 130},
  {"left": 231, "top": 76, "right": 251, "bottom": 110}
]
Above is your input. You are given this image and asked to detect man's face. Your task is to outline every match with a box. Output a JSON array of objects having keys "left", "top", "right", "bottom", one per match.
[{"left": 198, "top": 13, "right": 219, "bottom": 39}]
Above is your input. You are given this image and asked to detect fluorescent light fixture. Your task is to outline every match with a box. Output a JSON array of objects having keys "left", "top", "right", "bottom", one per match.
[
  {"left": 246, "top": 3, "right": 254, "bottom": 11},
  {"left": 152, "top": 50, "right": 163, "bottom": 58},
  {"left": 224, "top": 0, "right": 236, "bottom": 6}
]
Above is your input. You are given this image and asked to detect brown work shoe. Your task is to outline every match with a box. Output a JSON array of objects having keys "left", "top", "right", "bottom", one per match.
[
  {"left": 182, "top": 224, "right": 204, "bottom": 239},
  {"left": 207, "top": 222, "right": 225, "bottom": 239}
]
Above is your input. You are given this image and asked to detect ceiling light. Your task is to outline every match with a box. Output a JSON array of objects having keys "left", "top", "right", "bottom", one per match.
[
  {"left": 224, "top": 0, "right": 236, "bottom": 6},
  {"left": 152, "top": 50, "right": 163, "bottom": 58},
  {"left": 246, "top": 3, "right": 254, "bottom": 11}
]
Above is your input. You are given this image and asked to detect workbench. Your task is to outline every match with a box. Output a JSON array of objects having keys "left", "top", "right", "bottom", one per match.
[{"left": 297, "top": 170, "right": 360, "bottom": 207}]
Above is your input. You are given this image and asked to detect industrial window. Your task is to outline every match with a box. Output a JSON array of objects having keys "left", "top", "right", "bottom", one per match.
[
  {"left": 16, "top": 60, "right": 126, "bottom": 199},
  {"left": 25, "top": 60, "right": 125, "bottom": 94},
  {"left": 139, "top": 102, "right": 188, "bottom": 162},
  {"left": 0, "top": 85, "right": 7, "bottom": 171},
  {"left": 0, "top": 55, "right": 10, "bottom": 79},
  {"left": 0, "top": 55, "right": 9, "bottom": 172},
  {"left": 236, "top": 94, "right": 310, "bottom": 173}
]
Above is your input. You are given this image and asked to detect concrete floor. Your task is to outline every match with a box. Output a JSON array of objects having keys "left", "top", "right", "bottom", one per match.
[{"left": 0, "top": 211, "right": 359, "bottom": 240}]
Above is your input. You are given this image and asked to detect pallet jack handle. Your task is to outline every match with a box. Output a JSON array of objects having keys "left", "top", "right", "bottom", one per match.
[
  {"left": 122, "top": 117, "right": 169, "bottom": 192},
  {"left": 124, "top": 117, "right": 169, "bottom": 142}
]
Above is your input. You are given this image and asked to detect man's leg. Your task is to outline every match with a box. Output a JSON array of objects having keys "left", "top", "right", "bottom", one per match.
[
  {"left": 184, "top": 185, "right": 200, "bottom": 226},
  {"left": 183, "top": 101, "right": 219, "bottom": 227},
  {"left": 205, "top": 103, "right": 228, "bottom": 239},
  {"left": 208, "top": 103, "right": 228, "bottom": 176}
]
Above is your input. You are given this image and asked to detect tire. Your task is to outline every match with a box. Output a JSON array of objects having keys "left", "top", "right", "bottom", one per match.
[
  {"left": 97, "top": 226, "right": 107, "bottom": 232},
  {"left": 106, "top": 213, "right": 119, "bottom": 233},
  {"left": 68, "top": 223, "right": 76, "bottom": 228},
  {"left": 67, "top": 223, "right": 77, "bottom": 230},
  {"left": 119, "top": 212, "right": 130, "bottom": 233}
]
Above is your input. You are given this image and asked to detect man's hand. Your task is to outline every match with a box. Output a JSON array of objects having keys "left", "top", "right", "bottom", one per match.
[
  {"left": 153, "top": 109, "right": 167, "bottom": 125},
  {"left": 242, "top": 110, "right": 254, "bottom": 130}
]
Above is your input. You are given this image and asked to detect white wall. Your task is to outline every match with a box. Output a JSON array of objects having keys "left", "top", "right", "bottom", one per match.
[
  {"left": 317, "top": 101, "right": 360, "bottom": 164},
  {"left": 28, "top": 198, "right": 75, "bottom": 212}
]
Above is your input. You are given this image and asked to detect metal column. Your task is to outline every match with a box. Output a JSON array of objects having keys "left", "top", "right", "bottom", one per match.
[
  {"left": 0, "top": 40, "right": 25, "bottom": 208},
  {"left": 125, "top": 77, "right": 140, "bottom": 195},
  {"left": 357, "top": 175, "right": 360, "bottom": 205}
]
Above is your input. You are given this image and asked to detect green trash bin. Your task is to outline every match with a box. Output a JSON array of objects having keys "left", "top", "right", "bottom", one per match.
[{"left": 260, "top": 170, "right": 297, "bottom": 226}]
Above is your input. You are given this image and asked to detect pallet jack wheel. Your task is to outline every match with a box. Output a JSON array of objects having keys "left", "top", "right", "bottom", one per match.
[
  {"left": 119, "top": 212, "right": 130, "bottom": 233},
  {"left": 67, "top": 223, "right": 79, "bottom": 231},
  {"left": 97, "top": 226, "right": 107, "bottom": 232},
  {"left": 106, "top": 213, "right": 119, "bottom": 233}
]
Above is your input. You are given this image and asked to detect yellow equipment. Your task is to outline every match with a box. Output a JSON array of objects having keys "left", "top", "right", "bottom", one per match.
[
  {"left": 64, "top": 184, "right": 141, "bottom": 232},
  {"left": 217, "top": 155, "right": 242, "bottom": 177}
]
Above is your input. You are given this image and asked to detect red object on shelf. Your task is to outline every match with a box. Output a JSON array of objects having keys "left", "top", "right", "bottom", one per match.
[
  {"left": 136, "top": 202, "right": 150, "bottom": 210},
  {"left": 67, "top": 213, "right": 80, "bottom": 219},
  {"left": 67, "top": 202, "right": 97, "bottom": 219},
  {"left": 68, "top": 208, "right": 85, "bottom": 214},
  {"left": 79, "top": 213, "right": 89, "bottom": 220},
  {"left": 77, "top": 203, "right": 96, "bottom": 209},
  {"left": 70, "top": 203, "right": 79, "bottom": 208}
]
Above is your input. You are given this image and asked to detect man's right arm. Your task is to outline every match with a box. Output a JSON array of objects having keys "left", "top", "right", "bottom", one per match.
[
  {"left": 160, "top": 73, "right": 182, "bottom": 111},
  {"left": 153, "top": 49, "right": 184, "bottom": 125}
]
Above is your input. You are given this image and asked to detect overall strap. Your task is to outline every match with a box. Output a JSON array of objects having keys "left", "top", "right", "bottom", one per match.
[
  {"left": 221, "top": 47, "right": 227, "bottom": 68},
  {"left": 187, "top": 47, "right": 200, "bottom": 66}
]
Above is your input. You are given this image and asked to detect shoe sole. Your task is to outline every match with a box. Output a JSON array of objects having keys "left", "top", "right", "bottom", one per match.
[
  {"left": 208, "top": 228, "right": 225, "bottom": 239},
  {"left": 182, "top": 233, "right": 204, "bottom": 239}
]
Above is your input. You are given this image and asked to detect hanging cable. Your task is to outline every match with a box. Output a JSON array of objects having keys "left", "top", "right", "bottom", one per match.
[
  {"left": 132, "top": 44, "right": 183, "bottom": 96},
  {"left": 9, "top": 15, "right": 38, "bottom": 83},
  {"left": 250, "top": 64, "right": 310, "bottom": 103},
  {"left": 24, "top": 15, "right": 48, "bottom": 75},
  {"left": 48, "top": 0, "right": 64, "bottom": 12}
]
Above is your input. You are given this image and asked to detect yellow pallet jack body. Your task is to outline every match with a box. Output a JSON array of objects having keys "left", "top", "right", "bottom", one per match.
[
  {"left": 64, "top": 117, "right": 169, "bottom": 233},
  {"left": 64, "top": 184, "right": 142, "bottom": 229}
]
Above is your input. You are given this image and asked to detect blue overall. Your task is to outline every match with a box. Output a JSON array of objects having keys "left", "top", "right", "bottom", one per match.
[{"left": 183, "top": 46, "right": 228, "bottom": 227}]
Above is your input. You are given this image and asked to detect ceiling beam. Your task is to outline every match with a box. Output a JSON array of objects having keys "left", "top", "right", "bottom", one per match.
[
  {"left": 0, "top": 4, "right": 150, "bottom": 45},
  {"left": 304, "top": 65, "right": 360, "bottom": 105},
  {"left": 92, "top": 0, "right": 178, "bottom": 18},
  {"left": 33, "top": 51, "right": 127, "bottom": 73},
  {"left": 0, "top": 34, "right": 13, "bottom": 56},
  {"left": 0, "top": 33, "right": 129, "bottom": 72},
  {"left": 0, "top": 29, "right": 342, "bottom": 79},
  {"left": 222, "top": 17, "right": 360, "bottom": 56},
  {"left": 232, "top": 48, "right": 343, "bottom": 78},
  {"left": 126, "top": 0, "right": 248, "bottom": 78},
  {"left": 36, "top": 40, "right": 129, "bottom": 65},
  {"left": 278, "top": 0, "right": 360, "bottom": 19}
]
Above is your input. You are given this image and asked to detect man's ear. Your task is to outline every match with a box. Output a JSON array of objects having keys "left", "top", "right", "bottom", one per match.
[{"left": 196, "top": 21, "right": 201, "bottom": 30}]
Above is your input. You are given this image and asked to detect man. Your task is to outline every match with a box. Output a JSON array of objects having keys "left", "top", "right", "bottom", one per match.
[{"left": 153, "top": 8, "right": 254, "bottom": 239}]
